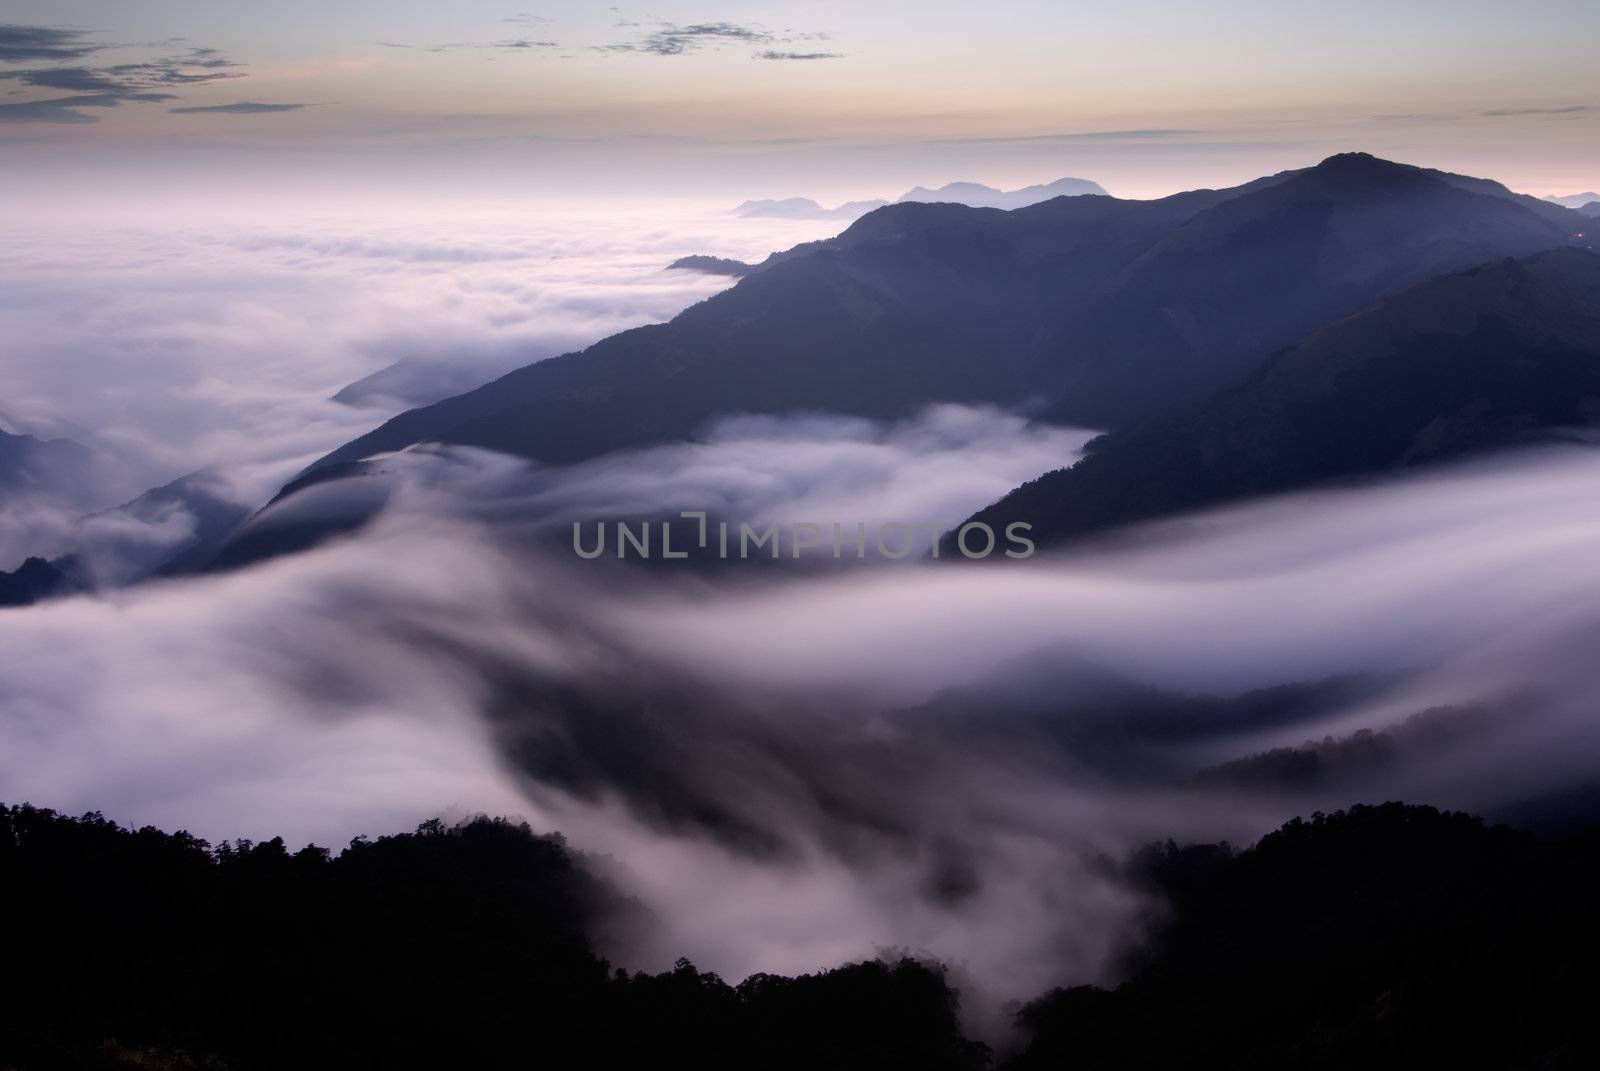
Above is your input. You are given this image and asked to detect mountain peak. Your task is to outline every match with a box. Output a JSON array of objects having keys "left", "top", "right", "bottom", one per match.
[{"left": 1311, "top": 151, "right": 1409, "bottom": 176}]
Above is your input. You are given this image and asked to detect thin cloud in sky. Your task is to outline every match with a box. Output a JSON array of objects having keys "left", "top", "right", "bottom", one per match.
[
  {"left": 756, "top": 51, "right": 843, "bottom": 61},
  {"left": 0, "top": 94, "right": 120, "bottom": 124},
  {"left": 1481, "top": 105, "right": 1592, "bottom": 117},
  {"left": 609, "top": 22, "right": 773, "bottom": 57},
  {"left": 0, "top": 31, "right": 245, "bottom": 122},
  {"left": 602, "top": 21, "right": 835, "bottom": 59},
  {"left": 0, "top": 24, "right": 105, "bottom": 62},
  {"left": 168, "top": 100, "right": 307, "bottom": 114}
]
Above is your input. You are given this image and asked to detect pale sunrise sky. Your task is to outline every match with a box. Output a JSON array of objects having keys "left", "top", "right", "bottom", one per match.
[{"left": 2, "top": 0, "right": 1598, "bottom": 202}]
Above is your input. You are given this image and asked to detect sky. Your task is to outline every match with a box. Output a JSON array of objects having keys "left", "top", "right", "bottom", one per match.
[{"left": 2, "top": 1, "right": 1599, "bottom": 203}]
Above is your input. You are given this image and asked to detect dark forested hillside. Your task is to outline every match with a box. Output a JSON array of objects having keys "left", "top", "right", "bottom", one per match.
[
  {"left": 6, "top": 801, "right": 1600, "bottom": 1069},
  {"left": 1007, "top": 804, "right": 1600, "bottom": 1070},
  {"left": 0, "top": 803, "right": 985, "bottom": 1071}
]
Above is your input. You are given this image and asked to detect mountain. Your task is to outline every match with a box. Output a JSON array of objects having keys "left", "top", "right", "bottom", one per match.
[
  {"left": 1584, "top": 202, "right": 1600, "bottom": 218},
  {"left": 0, "top": 803, "right": 986, "bottom": 1071},
  {"left": 1546, "top": 192, "right": 1600, "bottom": 209},
  {"left": 0, "top": 426, "right": 96, "bottom": 512},
  {"left": 332, "top": 353, "right": 544, "bottom": 409},
  {"left": 292, "top": 155, "right": 1589, "bottom": 496},
  {"left": 962, "top": 247, "right": 1600, "bottom": 547},
  {"left": 297, "top": 186, "right": 1275, "bottom": 479},
  {"left": 1037, "top": 152, "right": 1591, "bottom": 426},
  {"left": 666, "top": 254, "right": 757, "bottom": 277},
  {"left": 730, "top": 176, "right": 1108, "bottom": 219},
  {"left": 897, "top": 177, "right": 1108, "bottom": 208},
  {"left": 733, "top": 197, "right": 889, "bottom": 220},
  {"left": 104, "top": 470, "right": 256, "bottom": 579},
  {"left": 1009, "top": 804, "right": 1600, "bottom": 1071},
  {"left": 0, "top": 555, "right": 73, "bottom": 608}
]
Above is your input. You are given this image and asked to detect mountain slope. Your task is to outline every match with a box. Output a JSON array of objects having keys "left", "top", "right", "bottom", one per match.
[
  {"left": 964, "top": 247, "right": 1600, "bottom": 546},
  {"left": 1009, "top": 804, "right": 1600, "bottom": 1071},
  {"left": 1039, "top": 153, "right": 1590, "bottom": 425},
  {"left": 0, "top": 426, "right": 96, "bottom": 511},
  {"left": 897, "top": 177, "right": 1108, "bottom": 208},
  {"left": 1547, "top": 192, "right": 1600, "bottom": 209},
  {"left": 733, "top": 197, "right": 890, "bottom": 220},
  {"left": 301, "top": 155, "right": 1591, "bottom": 490},
  {"left": 305, "top": 188, "right": 1260, "bottom": 475},
  {"left": 0, "top": 556, "right": 72, "bottom": 608}
]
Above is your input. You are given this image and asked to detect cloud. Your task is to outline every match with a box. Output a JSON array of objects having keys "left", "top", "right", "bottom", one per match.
[
  {"left": 1481, "top": 105, "right": 1592, "bottom": 117},
  {"left": 8, "top": 181, "right": 1600, "bottom": 1025},
  {"left": 4, "top": 66, "right": 132, "bottom": 94},
  {"left": 932, "top": 129, "right": 1204, "bottom": 147},
  {"left": 105, "top": 48, "right": 242, "bottom": 86},
  {"left": 0, "top": 41, "right": 244, "bottom": 121},
  {"left": 13, "top": 436, "right": 1600, "bottom": 1033},
  {"left": 0, "top": 24, "right": 104, "bottom": 62},
  {"left": 755, "top": 51, "right": 842, "bottom": 61},
  {"left": 0, "top": 201, "right": 842, "bottom": 549},
  {"left": 378, "top": 36, "right": 558, "bottom": 53},
  {"left": 1375, "top": 106, "right": 1593, "bottom": 122},
  {"left": 1059, "top": 128, "right": 1202, "bottom": 139},
  {"left": 0, "top": 94, "right": 119, "bottom": 123},
  {"left": 609, "top": 22, "right": 775, "bottom": 57},
  {"left": 1372, "top": 112, "right": 1463, "bottom": 123},
  {"left": 38, "top": 200, "right": 1600, "bottom": 1032},
  {"left": 169, "top": 100, "right": 307, "bottom": 114}
]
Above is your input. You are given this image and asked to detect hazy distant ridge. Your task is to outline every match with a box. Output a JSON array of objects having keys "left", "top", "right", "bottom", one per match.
[{"left": 734, "top": 176, "right": 1107, "bottom": 219}]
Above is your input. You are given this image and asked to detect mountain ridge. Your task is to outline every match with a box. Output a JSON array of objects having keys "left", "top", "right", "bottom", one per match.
[
  {"left": 731, "top": 176, "right": 1108, "bottom": 219},
  {"left": 248, "top": 155, "right": 1596, "bottom": 563},
  {"left": 961, "top": 246, "right": 1600, "bottom": 548}
]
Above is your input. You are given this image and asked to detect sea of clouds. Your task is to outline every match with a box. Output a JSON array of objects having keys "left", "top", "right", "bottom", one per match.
[
  {"left": 0, "top": 200, "right": 834, "bottom": 566},
  {"left": 9, "top": 430, "right": 1600, "bottom": 1030},
  {"left": 7, "top": 198, "right": 1600, "bottom": 1038}
]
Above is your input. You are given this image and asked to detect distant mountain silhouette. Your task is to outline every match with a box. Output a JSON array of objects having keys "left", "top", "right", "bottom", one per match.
[
  {"left": 0, "top": 555, "right": 73, "bottom": 608},
  {"left": 0, "top": 425, "right": 96, "bottom": 512},
  {"left": 244, "top": 154, "right": 1590, "bottom": 556},
  {"left": 332, "top": 356, "right": 521, "bottom": 409},
  {"left": 103, "top": 470, "right": 256, "bottom": 578},
  {"left": 666, "top": 254, "right": 758, "bottom": 277},
  {"left": 962, "top": 247, "right": 1600, "bottom": 547},
  {"left": 897, "top": 177, "right": 1108, "bottom": 208},
  {"left": 733, "top": 196, "right": 890, "bottom": 220},
  {"left": 1546, "top": 191, "right": 1600, "bottom": 209},
  {"left": 731, "top": 176, "right": 1106, "bottom": 220}
]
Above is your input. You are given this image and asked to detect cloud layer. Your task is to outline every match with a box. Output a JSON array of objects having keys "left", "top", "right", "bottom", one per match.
[
  {"left": 0, "top": 201, "right": 838, "bottom": 566},
  {"left": 10, "top": 419, "right": 1600, "bottom": 1031}
]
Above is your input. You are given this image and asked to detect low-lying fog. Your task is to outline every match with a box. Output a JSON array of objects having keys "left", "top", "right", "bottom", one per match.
[
  {"left": 7, "top": 201, "right": 1600, "bottom": 1035},
  {"left": 0, "top": 201, "right": 834, "bottom": 565},
  {"left": 6, "top": 418, "right": 1600, "bottom": 1028}
]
